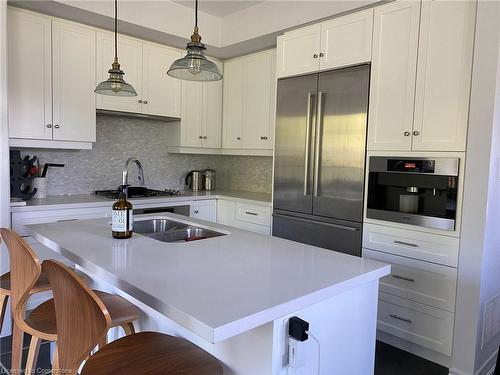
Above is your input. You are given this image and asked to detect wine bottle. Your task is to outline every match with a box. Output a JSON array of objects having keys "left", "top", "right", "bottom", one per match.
[{"left": 112, "top": 185, "right": 133, "bottom": 239}]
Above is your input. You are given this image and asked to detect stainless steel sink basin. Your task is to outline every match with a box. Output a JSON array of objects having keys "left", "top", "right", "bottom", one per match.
[{"left": 134, "top": 218, "right": 226, "bottom": 243}]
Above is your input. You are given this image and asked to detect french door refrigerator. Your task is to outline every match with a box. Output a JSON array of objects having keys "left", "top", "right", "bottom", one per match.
[{"left": 272, "top": 64, "right": 370, "bottom": 257}]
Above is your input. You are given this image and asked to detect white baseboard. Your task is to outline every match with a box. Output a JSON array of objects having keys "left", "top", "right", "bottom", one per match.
[{"left": 448, "top": 348, "right": 498, "bottom": 375}]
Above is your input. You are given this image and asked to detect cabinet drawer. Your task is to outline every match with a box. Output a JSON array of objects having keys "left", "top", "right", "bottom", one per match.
[
  {"left": 363, "top": 223, "right": 459, "bottom": 267},
  {"left": 378, "top": 292, "right": 454, "bottom": 356},
  {"left": 235, "top": 203, "right": 271, "bottom": 226},
  {"left": 12, "top": 207, "right": 110, "bottom": 236},
  {"left": 234, "top": 220, "right": 270, "bottom": 235},
  {"left": 364, "top": 249, "right": 457, "bottom": 312}
]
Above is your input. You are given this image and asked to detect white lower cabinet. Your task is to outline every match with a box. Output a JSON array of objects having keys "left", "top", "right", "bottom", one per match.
[
  {"left": 378, "top": 292, "right": 454, "bottom": 356},
  {"left": 190, "top": 200, "right": 217, "bottom": 223},
  {"left": 217, "top": 200, "right": 271, "bottom": 235}
]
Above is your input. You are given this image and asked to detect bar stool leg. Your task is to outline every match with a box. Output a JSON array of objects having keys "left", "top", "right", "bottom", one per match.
[
  {"left": 122, "top": 322, "right": 135, "bottom": 335},
  {"left": 25, "top": 336, "right": 41, "bottom": 374},
  {"left": 11, "top": 323, "right": 23, "bottom": 371},
  {"left": 0, "top": 294, "right": 8, "bottom": 333},
  {"left": 52, "top": 343, "right": 60, "bottom": 371}
]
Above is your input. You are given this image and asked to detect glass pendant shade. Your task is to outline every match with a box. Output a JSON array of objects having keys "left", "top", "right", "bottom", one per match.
[
  {"left": 95, "top": 59, "right": 137, "bottom": 96},
  {"left": 168, "top": 42, "right": 222, "bottom": 82}
]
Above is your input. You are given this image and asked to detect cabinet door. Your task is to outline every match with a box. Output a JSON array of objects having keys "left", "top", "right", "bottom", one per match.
[
  {"left": 202, "top": 59, "right": 223, "bottom": 148},
  {"left": 276, "top": 24, "right": 321, "bottom": 78},
  {"left": 217, "top": 200, "right": 236, "bottom": 226},
  {"left": 52, "top": 20, "right": 96, "bottom": 142},
  {"left": 142, "top": 43, "right": 181, "bottom": 118},
  {"left": 180, "top": 81, "right": 203, "bottom": 147},
  {"left": 222, "top": 60, "right": 244, "bottom": 149},
  {"left": 412, "top": 0, "right": 475, "bottom": 152},
  {"left": 320, "top": 9, "right": 373, "bottom": 70},
  {"left": 7, "top": 8, "right": 52, "bottom": 140},
  {"left": 96, "top": 32, "right": 143, "bottom": 113},
  {"left": 242, "top": 51, "right": 275, "bottom": 150},
  {"left": 191, "top": 200, "right": 217, "bottom": 222},
  {"left": 367, "top": 1, "right": 420, "bottom": 151}
]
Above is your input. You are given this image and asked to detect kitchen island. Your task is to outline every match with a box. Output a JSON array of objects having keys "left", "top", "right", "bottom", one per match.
[{"left": 28, "top": 213, "right": 390, "bottom": 375}]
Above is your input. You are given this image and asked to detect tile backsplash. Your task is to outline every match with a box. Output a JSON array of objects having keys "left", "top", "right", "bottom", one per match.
[{"left": 16, "top": 114, "right": 272, "bottom": 196}]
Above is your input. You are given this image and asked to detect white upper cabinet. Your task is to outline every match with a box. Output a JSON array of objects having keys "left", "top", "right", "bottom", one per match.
[
  {"left": 142, "top": 43, "right": 181, "bottom": 118},
  {"left": 276, "top": 11, "right": 373, "bottom": 78},
  {"left": 367, "top": 1, "right": 420, "bottom": 151},
  {"left": 276, "top": 24, "right": 321, "bottom": 78},
  {"left": 96, "top": 33, "right": 182, "bottom": 118},
  {"left": 52, "top": 20, "right": 96, "bottom": 142},
  {"left": 8, "top": 8, "right": 52, "bottom": 140},
  {"left": 96, "top": 32, "right": 143, "bottom": 114},
  {"left": 223, "top": 50, "right": 276, "bottom": 150},
  {"left": 177, "top": 59, "right": 223, "bottom": 149},
  {"left": 412, "top": 0, "right": 476, "bottom": 152},
  {"left": 320, "top": 9, "right": 373, "bottom": 71},
  {"left": 8, "top": 8, "right": 96, "bottom": 148}
]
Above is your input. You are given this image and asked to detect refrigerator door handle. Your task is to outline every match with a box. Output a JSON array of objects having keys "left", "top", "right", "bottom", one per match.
[
  {"left": 313, "top": 91, "right": 324, "bottom": 197},
  {"left": 273, "top": 213, "right": 359, "bottom": 232},
  {"left": 304, "top": 92, "right": 314, "bottom": 196}
]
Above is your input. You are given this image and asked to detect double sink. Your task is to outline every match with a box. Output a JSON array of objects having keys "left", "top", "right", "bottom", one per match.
[{"left": 134, "top": 218, "right": 226, "bottom": 243}]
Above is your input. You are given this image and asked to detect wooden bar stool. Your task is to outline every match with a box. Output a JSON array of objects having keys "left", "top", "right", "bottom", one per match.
[
  {"left": 0, "top": 228, "right": 141, "bottom": 374},
  {"left": 42, "top": 259, "right": 224, "bottom": 375}
]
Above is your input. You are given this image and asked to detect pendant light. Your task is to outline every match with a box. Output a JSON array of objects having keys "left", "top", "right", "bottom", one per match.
[
  {"left": 167, "top": 0, "right": 223, "bottom": 81},
  {"left": 94, "top": 0, "right": 137, "bottom": 96}
]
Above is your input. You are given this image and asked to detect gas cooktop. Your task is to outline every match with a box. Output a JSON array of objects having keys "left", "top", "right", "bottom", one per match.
[{"left": 95, "top": 187, "right": 182, "bottom": 200}]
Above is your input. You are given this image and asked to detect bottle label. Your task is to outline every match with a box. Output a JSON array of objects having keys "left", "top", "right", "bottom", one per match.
[{"left": 112, "top": 209, "right": 133, "bottom": 232}]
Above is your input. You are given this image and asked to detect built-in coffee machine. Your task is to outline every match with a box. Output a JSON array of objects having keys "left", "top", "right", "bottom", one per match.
[{"left": 366, "top": 156, "right": 459, "bottom": 231}]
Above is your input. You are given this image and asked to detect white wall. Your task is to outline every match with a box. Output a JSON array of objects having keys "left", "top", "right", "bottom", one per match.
[
  {"left": 451, "top": 1, "right": 500, "bottom": 374},
  {"left": 0, "top": 0, "right": 12, "bottom": 337}
]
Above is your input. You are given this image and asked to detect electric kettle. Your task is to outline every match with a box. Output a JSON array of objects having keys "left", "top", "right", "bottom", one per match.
[{"left": 185, "top": 170, "right": 203, "bottom": 191}]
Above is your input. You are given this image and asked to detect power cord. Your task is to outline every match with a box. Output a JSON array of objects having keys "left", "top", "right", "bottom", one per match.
[{"left": 305, "top": 330, "right": 321, "bottom": 375}]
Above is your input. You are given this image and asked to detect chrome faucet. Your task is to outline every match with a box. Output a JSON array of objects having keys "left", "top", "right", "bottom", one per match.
[{"left": 122, "top": 157, "right": 145, "bottom": 187}]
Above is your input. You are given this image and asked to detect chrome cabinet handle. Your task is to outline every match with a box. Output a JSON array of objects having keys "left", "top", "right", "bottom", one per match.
[
  {"left": 394, "top": 240, "right": 419, "bottom": 247},
  {"left": 138, "top": 100, "right": 142, "bottom": 103},
  {"left": 46, "top": 124, "right": 52, "bottom": 128},
  {"left": 413, "top": 130, "right": 419, "bottom": 136},
  {"left": 54, "top": 124, "right": 60, "bottom": 129},
  {"left": 56, "top": 219, "right": 77, "bottom": 222},
  {"left": 319, "top": 52, "right": 324, "bottom": 57},
  {"left": 194, "top": 210, "right": 199, "bottom": 214},
  {"left": 389, "top": 314, "right": 412, "bottom": 324},
  {"left": 304, "top": 92, "right": 313, "bottom": 197},
  {"left": 391, "top": 274, "right": 415, "bottom": 282},
  {"left": 313, "top": 91, "right": 324, "bottom": 197},
  {"left": 237, "top": 137, "right": 241, "bottom": 140},
  {"left": 260, "top": 136, "right": 268, "bottom": 140},
  {"left": 198, "top": 136, "right": 203, "bottom": 139},
  {"left": 143, "top": 100, "right": 148, "bottom": 104},
  {"left": 404, "top": 131, "right": 410, "bottom": 136},
  {"left": 203, "top": 136, "right": 207, "bottom": 139},
  {"left": 313, "top": 54, "right": 318, "bottom": 58},
  {"left": 245, "top": 211, "right": 258, "bottom": 216}
]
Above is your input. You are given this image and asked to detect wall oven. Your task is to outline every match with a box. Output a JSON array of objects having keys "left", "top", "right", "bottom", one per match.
[{"left": 366, "top": 157, "right": 459, "bottom": 231}]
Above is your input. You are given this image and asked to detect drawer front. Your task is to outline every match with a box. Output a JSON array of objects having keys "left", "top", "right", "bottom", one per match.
[
  {"left": 12, "top": 207, "right": 111, "bottom": 236},
  {"left": 378, "top": 292, "right": 454, "bottom": 356},
  {"left": 363, "top": 223, "right": 459, "bottom": 267},
  {"left": 235, "top": 219, "right": 271, "bottom": 235},
  {"left": 364, "top": 249, "right": 457, "bottom": 312},
  {"left": 235, "top": 203, "right": 271, "bottom": 226}
]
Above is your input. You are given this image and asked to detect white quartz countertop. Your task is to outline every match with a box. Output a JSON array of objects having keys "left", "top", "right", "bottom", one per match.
[
  {"left": 27, "top": 213, "right": 390, "bottom": 343},
  {"left": 11, "top": 190, "right": 271, "bottom": 212}
]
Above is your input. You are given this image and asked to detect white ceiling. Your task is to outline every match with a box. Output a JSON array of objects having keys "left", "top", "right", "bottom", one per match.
[{"left": 172, "top": 0, "right": 265, "bottom": 17}]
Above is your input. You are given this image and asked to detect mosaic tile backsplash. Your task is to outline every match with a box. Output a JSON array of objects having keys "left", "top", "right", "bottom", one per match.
[{"left": 16, "top": 114, "right": 273, "bottom": 195}]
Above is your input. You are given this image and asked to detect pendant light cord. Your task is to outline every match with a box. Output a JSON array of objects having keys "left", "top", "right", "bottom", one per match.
[
  {"left": 195, "top": 0, "right": 198, "bottom": 28},
  {"left": 114, "top": 0, "right": 118, "bottom": 60}
]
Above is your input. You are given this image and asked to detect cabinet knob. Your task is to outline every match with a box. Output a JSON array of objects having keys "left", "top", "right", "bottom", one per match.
[
  {"left": 54, "top": 124, "right": 60, "bottom": 129},
  {"left": 46, "top": 124, "right": 52, "bottom": 128},
  {"left": 138, "top": 100, "right": 142, "bottom": 103},
  {"left": 313, "top": 54, "right": 318, "bottom": 59},
  {"left": 413, "top": 130, "right": 419, "bottom": 136},
  {"left": 198, "top": 135, "right": 203, "bottom": 139},
  {"left": 260, "top": 136, "right": 268, "bottom": 140},
  {"left": 237, "top": 137, "right": 241, "bottom": 140},
  {"left": 203, "top": 136, "right": 207, "bottom": 139},
  {"left": 319, "top": 52, "right": 324, "bottom": 57},
  {"left": 404, "top": 131, "right": 410, "bottom": 136},
  {"left": 194, "top": 210, "right": 199, "bottom": 214},
  {"left": 143, "top": 100, "right": 148, "bottom": 104}
]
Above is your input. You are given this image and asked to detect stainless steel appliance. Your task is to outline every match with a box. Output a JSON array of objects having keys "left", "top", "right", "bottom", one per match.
[
  {"left": 366, "top": 156, "right": 459, "bottom": 231},
  {"left": 272, "top": 64, "right": 370, "bottom": 257},
  {"left": 203, "top": 169, "right": 216, "bottom": 191},
  {"left": 185, "top": 170, "right": 203, "bottom": 191}
]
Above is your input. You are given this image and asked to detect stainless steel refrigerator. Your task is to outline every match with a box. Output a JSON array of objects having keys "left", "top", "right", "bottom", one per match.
[{"left": 272, "top": 64, "right": 370, "bottom": 257}]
